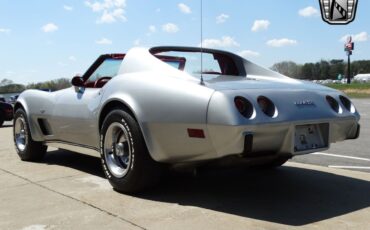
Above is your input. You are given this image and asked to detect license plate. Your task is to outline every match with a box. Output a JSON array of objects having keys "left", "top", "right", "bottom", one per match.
[{"left": 294, "top": 124, "right": 328, "bottom": 152}]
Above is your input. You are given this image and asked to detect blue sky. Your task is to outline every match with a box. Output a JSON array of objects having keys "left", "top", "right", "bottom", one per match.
[{"left": 0, "top": 0, "right": 369, "bottom": 84}]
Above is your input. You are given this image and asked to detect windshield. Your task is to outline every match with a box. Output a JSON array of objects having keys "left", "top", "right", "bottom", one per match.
[{"left": 87, "top": 58, "right": 122, "bottom": 83}]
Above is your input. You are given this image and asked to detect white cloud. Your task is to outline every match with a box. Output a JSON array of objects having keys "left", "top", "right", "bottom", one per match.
[
  {"left": 63, "top": 5, "right": 73, "bottom": 11},
  {"left": 85, "top": 0, "right": 127, "bottom": 24},
  {"left": 98, "top": 11, "right": 115, "bottom": 23},
  {"left": 146, "top": 25, "right": 156, "bottom": 36},
  {"left": 178, "top": 3, "right": 191, "bottom": 14},
  {"left": 238, "top": 50, "right": 260, "bottom": 58},
  {"left": 162, "top": 23, "right": 179, "bottom": 33},
  {"left": 149, "top": 25, "right": 156, "bottom": 33},
  {"left": 85, "top": 0, "right": 126, "bottom": 11},
  {"left": 133, "top": 39, "right": 141, "bottom": 46},
  {"left": 96, "top": 38, "right": 112, "bottom": 45},
  {"left": 352, "top": 32, "right": 369, "bottom": 42},
  {"left": 200, "top": 36, "right": 240, "bottom": 48},
  {"left": 98, "top": 8, "right": 126, "bottom": 24},
  {"left": 41, "top": 23, "right": 58, "bottom": 33},
  {"left": 69, "top": 56, "right": 77, "bottom": 61},
  {"left": 216, "top": 14, "right": 229, "bottom": 24},
  {"left": 251, "top": 20, "right": 270, "bottom": 32},
  {"left": 0, "top": 28, "right": 11, "bottom": 34},
  {"left": 340, "top": 32, "right": 369, "bottom": 42},
  {"left": 298, "top": 6, "right": 319, "bottom": 17},
  {"left": 266, "top": 38, "right": 297, "bottom": 47}
]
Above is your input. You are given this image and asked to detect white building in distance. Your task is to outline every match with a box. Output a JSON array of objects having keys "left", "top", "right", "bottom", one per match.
[{"left": 354, "top": 74, "right": 370, "bottom": 82}]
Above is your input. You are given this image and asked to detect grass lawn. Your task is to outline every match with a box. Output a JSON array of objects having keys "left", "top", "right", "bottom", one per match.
[{"left": 325, "top": 83, "right": 370, "bottom": 98}]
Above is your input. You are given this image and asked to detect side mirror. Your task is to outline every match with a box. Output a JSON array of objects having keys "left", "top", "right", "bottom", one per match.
[{"left": 71, "top": 76, "right": 84, "bottom": 87}]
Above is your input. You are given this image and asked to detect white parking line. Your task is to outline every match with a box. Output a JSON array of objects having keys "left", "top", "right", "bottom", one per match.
[
  {"left": 313, "top": 152, "right": 370, "bottom": 162},
  {"left": 329, "top": 166, "right": 370, "bottom": 170}
]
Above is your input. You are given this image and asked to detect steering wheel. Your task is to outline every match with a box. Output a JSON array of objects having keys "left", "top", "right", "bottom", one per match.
[{"left": 94, "top": 76, "right": 112, "bottom": 88}]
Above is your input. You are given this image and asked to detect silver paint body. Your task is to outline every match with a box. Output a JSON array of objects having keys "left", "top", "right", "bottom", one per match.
[{"left": 15, "top": 47, "right": 360, "bottom": 163}]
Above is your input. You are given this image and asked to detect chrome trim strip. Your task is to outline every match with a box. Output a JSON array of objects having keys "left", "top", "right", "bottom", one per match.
[{"left": 45, "top": 140, "right": 100, "bottom": 157}]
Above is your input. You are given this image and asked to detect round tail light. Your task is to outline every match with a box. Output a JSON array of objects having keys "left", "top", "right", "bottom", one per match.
[
  {"left": 339, "top": 96, "right": 355, "bottom": 113},
  {"left": 257, "top": 96, "right": 277, "bottom": 118},
  {"left": 234, "top": 96, "right": 255, "bottom": 119},
  {"left": 326, "top": 96, "right": 342, "bottom": 114}
]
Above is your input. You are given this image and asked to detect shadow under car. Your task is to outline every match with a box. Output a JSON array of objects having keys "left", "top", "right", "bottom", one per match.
[{"left": 40, "top": 149, "right": 370, "bottom": 226}]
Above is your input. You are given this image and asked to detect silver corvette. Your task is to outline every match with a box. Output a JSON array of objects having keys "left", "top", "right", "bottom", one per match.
[{"left": 13, "top": 46, "right": 360, "bottom": 192}]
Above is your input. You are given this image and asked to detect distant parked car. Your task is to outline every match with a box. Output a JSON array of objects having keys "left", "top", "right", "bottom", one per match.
[
  {"left": 39, "top": 89, "right": 52, "bottom": 92},
  {"left": 9, "top": 95, "right": 19, "bottom": 104},
  {"left": 0, "top": 97, "right": 5, "bottom": 103},
  {"left": 0, "top": 102, "right": 13, "bottom": 127}
]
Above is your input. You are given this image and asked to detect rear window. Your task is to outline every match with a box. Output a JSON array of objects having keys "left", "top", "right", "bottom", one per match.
[
  {"left": 155, "top": 55, "right": 186, "bottom": 71},
  {"left": 155, "top": 51, "right": 239, "bottom": 77}
]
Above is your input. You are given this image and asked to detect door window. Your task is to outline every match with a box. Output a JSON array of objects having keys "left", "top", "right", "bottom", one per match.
[{"left": 86, "top": 59, "right": 122, "bottom": 84}]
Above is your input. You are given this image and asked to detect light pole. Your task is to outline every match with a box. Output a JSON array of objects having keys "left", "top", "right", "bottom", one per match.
[
  {"left": 344, "top": 36, "right": 354, "bottom": 84},
  {"left": 347, "top": 53, "right": 351, "bottom": 84}
]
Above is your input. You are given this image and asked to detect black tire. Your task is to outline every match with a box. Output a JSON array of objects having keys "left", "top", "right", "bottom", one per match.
[
  {"left": 100, "top": 110, "right": 162, "bottom": 193},
  {"left": 249, "top": 156, "right": 290, "bottom": 170},
  {"left": 0, "top": 113, "right": 4, "bottom": 127},
  {"left": 13, "top": 108, "right": 47, "bottom": 161},
  {"left": 263, "top": 157, "right": 290, "bottom": 168}
]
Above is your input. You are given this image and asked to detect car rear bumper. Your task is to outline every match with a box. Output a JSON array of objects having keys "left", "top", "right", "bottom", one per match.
[
  {"left": 145, "top": 117, "right": 359, "bottom": 163},
  {"left": 207, "top": 117, "right": 360, "bottom": 159}
]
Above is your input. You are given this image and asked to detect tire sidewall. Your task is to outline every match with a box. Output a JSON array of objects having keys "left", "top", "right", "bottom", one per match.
[
  {"left": 0, "top": 111, "right": 4, "bottom": 127},
  {"left": 100, "top": 110, "right": 136, "bottom": 184},
  {"left": 13, "top": 109, "right": 30, "bottom": 157}
]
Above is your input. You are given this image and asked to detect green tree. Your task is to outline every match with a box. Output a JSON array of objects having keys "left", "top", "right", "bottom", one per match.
[
  {"left": 301, "top": 63, "right": 313, "bottom": 79},
  {"left": 0, "top": 78, "right": 14, "bottom": 87},
  {"left": 26, "top": 78, "right": 71, "bottom": 91},
  {"left": 0, "top": 84, "right": 26, "bottom": 93},
  {"left": 319, "top": 60, "right": 330, "bottom": 79},
  {"left": 271, "top": 61, "right": 301, "bottom": 78},
  {"left": 329, "top": 59, "right": 345, "bottom": 79},
  {"left": 272, "top": 59, "right": 370, "bottom": 80}
]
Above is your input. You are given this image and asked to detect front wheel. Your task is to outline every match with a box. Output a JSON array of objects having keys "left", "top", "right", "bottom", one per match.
[
  {"left": 100, "top": 110, "right": 162, "bottom": 193},
  {"left": 0, "top": 114, "right": 4, "bottom": 127},
  {"left": 13, "top": 109, "right": 47, "bottom": 161}
]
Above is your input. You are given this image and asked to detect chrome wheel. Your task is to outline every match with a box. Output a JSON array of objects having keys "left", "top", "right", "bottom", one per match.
[
  {"left": 103, "top": 122, "right": 132, "bottom": 178},
  {"left": 14, "top": 116, "right": 27, "bottom": 151}
]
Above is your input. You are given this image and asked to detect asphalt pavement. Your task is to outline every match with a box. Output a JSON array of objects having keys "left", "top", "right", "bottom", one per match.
[
  {"left": 292, "top": 99, "right": 370, "bottom": 172},
  {"left": 1, "top": 99, "right": 370, "bottom": 229}
]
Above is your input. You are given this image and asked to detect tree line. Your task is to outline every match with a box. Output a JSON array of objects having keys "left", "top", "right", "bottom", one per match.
[
  {"left": 0, "top": 78, "right": 71, "bottom": 94},
  {"left": 271, "top": 60, "right": 370, "bottom": 80},
  {"left": 2, "top": 59, "right": 370, "bottom": 94}
]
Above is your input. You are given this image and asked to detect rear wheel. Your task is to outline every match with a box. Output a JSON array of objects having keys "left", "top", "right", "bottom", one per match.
[
  {"left": 262, "top": 156, "right": 290, "bottom": 168},
  {"left": 13, "top": 109, "right": 47, "bottom": 161},
  {"left": 100, "top": 110, "right": 162, "bottom": 193}
]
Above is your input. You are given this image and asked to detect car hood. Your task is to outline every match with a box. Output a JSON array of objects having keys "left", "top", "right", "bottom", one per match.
[{"left": 204, "top": 75, "right": 336, "bottom": 92}]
